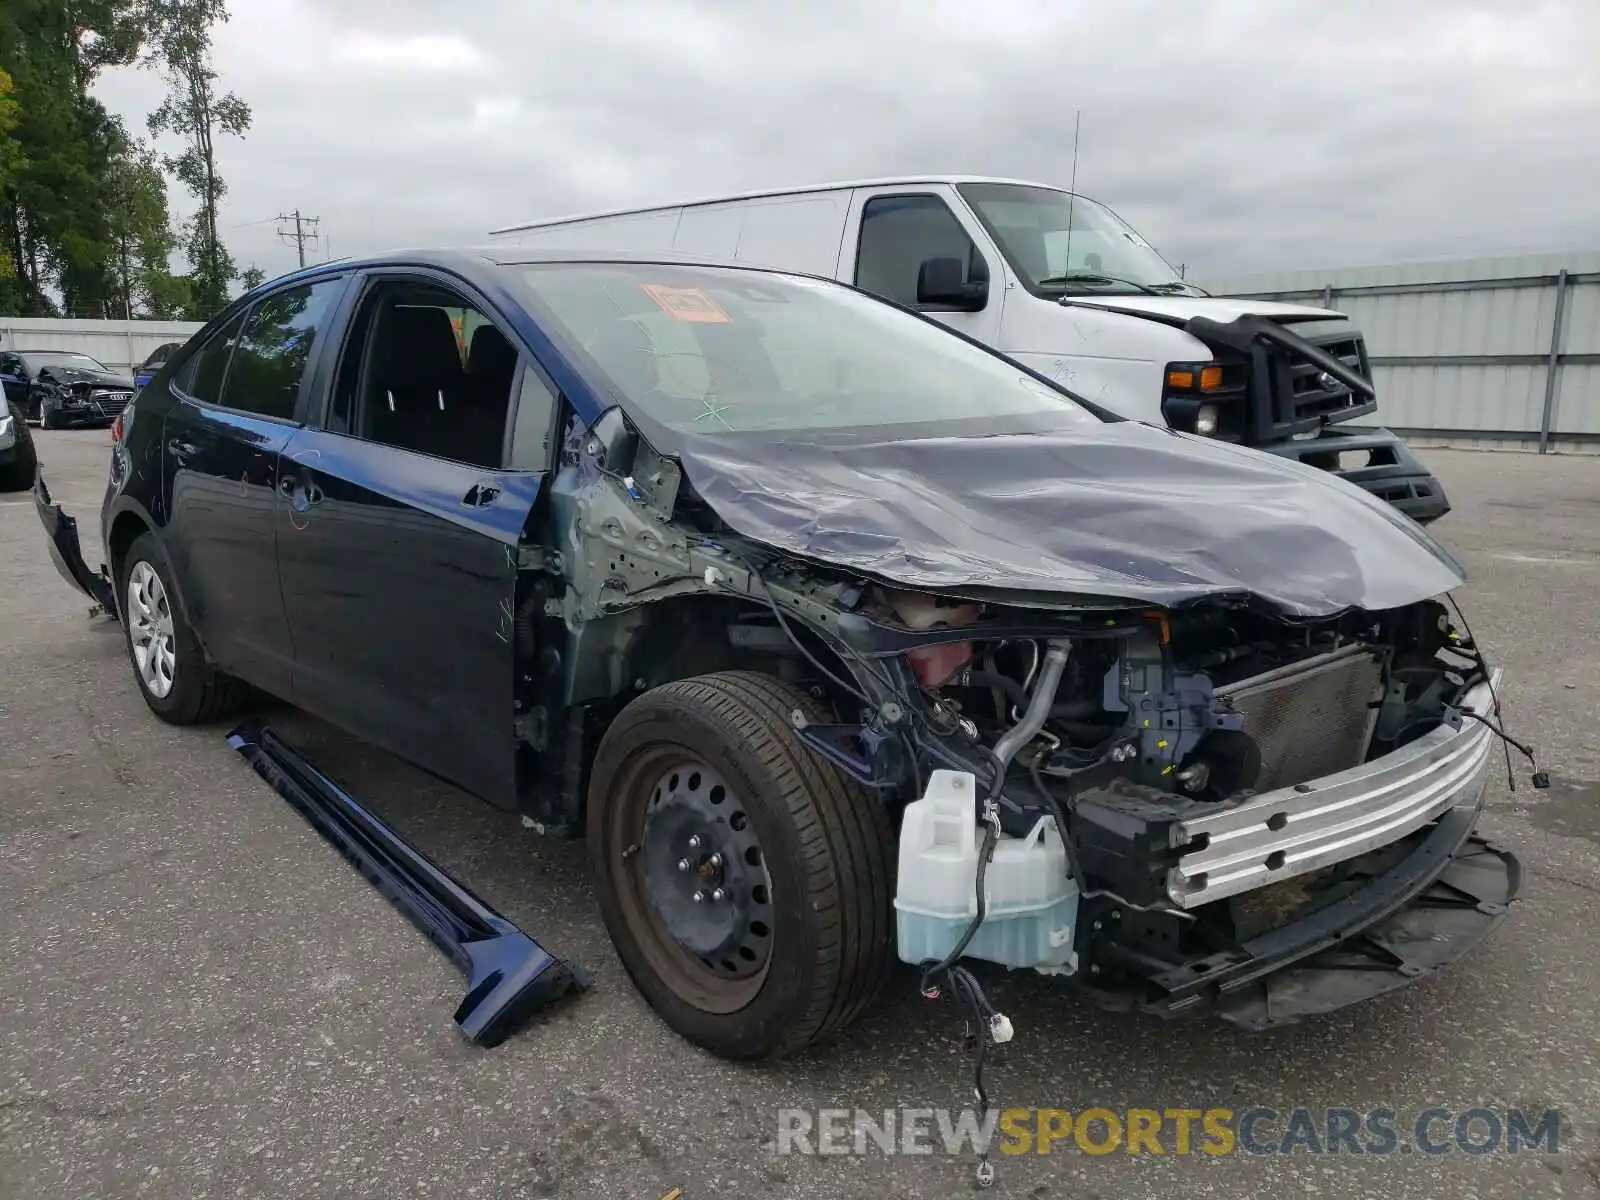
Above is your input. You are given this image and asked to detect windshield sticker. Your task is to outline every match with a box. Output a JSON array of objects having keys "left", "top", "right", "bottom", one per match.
[{"left": 640, "top": 284, "right": 732, "bottom": 324}]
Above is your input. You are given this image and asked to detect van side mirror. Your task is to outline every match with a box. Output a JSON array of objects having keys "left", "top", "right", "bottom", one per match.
[{"left": 916, "top": 256, "right": 987, "bottom": 311}]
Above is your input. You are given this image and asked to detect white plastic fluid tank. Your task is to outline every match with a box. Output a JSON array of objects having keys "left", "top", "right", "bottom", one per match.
[{"left": 894, "top": 770, "right": 1080, "bottom": 971}]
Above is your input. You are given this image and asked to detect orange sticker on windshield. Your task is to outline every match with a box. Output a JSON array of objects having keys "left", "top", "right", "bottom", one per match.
[{"left": 640, "top": 284, "right": 732, "bottom": 324}]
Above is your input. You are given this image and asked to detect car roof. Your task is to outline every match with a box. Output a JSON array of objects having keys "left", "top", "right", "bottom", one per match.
[{"left": 243, "top": 246, "right": 786, "bottom": 295}]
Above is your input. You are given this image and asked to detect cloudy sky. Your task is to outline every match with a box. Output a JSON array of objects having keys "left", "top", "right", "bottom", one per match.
[{"left": 93, "top": 0, "right": 1599, "bottom": 285}]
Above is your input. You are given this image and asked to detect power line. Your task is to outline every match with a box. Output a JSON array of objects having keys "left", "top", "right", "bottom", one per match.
[{"left": 274, "top": 209, "right": 322, "bottom": 268}]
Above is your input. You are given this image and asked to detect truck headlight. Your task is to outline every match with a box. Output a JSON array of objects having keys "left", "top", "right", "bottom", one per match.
[
  {"left": 0, "top": 412, "right": 13, "bottom": 438},
  {"left": 1161, "top": 360, "right": 1246, "bottom": 438}
]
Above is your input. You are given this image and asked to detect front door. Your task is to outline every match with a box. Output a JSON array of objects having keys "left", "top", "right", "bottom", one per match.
[{"left": 276, "top": 273, "right": 549, "bottom": 807}]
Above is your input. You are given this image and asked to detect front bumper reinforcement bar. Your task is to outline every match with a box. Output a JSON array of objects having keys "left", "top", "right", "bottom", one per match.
[{"left": 228, "top": 720, "right": 591, "bottom": 1045}]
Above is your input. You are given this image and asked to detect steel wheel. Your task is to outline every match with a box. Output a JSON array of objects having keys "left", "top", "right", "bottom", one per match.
[
  {"left": 126, "top": 560, "right": 176, "bottom": 698},
  {"left": 619, "top": 748, "right": 776, "bottom": 1012}
]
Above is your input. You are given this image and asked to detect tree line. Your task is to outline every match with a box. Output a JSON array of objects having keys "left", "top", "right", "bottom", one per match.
[{"left": 0, "top": 1, "right": 258, "bottom": 321}]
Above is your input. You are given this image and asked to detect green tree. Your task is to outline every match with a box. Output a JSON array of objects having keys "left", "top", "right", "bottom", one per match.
[
  {"left": 143, "top": 0, "right": 249, "bottom": 319},
  {"left": 238, "top": 263, "right": 263, "bottom": 291},
  {"left": 105, "top": 139, "right": 184, "bottom": 317},
  {"left": 0, "top": 67, "right": 25, "bottom": 308},
  {"left": 0, "top": 1, "right": 147, "bottom": 315}
]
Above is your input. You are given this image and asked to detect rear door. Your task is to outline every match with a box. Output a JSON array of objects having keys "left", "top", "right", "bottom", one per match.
[
  {"left": 162, "top": 277, "right": 349, "bottom": 697},
  {"left": 275, "top": 270, "right": 556, "bottom": 807}
]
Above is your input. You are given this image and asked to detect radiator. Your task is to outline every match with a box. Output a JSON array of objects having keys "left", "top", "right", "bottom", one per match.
[{"left": 1216, "top": 645, "right": 1384, "bottom": 793}]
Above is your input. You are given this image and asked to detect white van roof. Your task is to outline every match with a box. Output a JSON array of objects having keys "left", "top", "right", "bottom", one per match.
[{"left": 489, "top": 175, "right": 1073, "bottom": 237}]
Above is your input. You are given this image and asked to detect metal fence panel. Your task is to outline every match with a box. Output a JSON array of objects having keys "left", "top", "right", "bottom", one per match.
[
  {"left": 0, "top": 317, "right": 204, "bottom": 375},
  {"left": 1202, "top": 252, "right": 1600, "bottom": 449}
]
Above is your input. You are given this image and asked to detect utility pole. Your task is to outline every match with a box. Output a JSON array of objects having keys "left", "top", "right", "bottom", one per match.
[{"left": 274, "top": 209, "right": 322, "bottom": 268}]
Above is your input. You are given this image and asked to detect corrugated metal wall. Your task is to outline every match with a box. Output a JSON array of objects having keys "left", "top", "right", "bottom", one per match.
[
  {"left": 0, "top": 318, "right": 203, "bottom": 375},
  {"left": 1202, "top": 251, "right": 1600, "bottom": 449}
]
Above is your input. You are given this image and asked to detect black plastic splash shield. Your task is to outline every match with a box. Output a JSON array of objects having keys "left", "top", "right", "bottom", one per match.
[{"left": 227, "top": 720, "right": 590, "bottom": 1046}]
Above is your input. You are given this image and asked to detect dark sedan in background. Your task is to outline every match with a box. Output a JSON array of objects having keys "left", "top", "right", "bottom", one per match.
[{"left": 0, "top": 349, "right": 135, "bottom": 428}]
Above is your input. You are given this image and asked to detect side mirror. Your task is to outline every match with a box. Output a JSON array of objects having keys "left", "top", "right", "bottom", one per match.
[{"left": 916, "top": 256, "right": 987, "bottom": 312}]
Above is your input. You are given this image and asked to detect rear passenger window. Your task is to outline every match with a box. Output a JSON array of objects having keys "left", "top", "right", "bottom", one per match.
[
  {"left": 855, "top": 194, "right": 986, "bottom": 307},
  {"left": 218, "top": 279, "right": 343, "bottom": 420},
  {"left": 177, "top": 311, "right": 247, "bottom": 404}
]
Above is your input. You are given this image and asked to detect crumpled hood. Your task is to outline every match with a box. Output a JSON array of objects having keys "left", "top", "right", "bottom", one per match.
[
  {"left": 39, "top": 366, "right": 134, "bottom": 389},
  {"left": 675, "top": 422, "right": 1464, "bottom": 617}
]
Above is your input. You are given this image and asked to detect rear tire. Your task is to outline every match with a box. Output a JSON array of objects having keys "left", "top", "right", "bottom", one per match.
[
  {"left": 0, "top": 417, "right": 36, "bottom": 492},
  {"left": 588, "top": 671, "right": 894, "bottom": 1060},
  {"left": 118, "top": 531, "right": 248, "bottom": 724}
]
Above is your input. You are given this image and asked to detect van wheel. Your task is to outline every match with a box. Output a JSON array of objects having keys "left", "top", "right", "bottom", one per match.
[
  {"left": 588, "top": 671, "right": 894, "bottom": 1060},
  {"left": 118, "top": 531, "right": 248, "bottom": 723}
]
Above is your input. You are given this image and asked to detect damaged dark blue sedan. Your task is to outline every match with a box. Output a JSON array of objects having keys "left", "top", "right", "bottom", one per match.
[{"left": 35, "top": 248, "right": 1527, "bottom": 1061}]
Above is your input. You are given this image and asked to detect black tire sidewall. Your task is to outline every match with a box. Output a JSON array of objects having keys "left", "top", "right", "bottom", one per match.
[
  {"left": 589, "top": 680, "right": 856, "bottom": 1059},
  {"left": 117, "top": 532, "right": 211, "bottom": 721}
]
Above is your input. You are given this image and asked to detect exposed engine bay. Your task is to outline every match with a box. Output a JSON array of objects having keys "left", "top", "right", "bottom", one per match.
[{"left": 516, "top": 406, "right": 1535, "bottom": 1036}]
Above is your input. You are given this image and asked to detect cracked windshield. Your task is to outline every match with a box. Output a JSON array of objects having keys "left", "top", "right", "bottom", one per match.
[{"left": 520, "top": 263, "right": 1095, "bottom": 434}]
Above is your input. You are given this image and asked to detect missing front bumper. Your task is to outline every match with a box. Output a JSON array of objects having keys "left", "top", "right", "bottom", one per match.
[
  {"left": 1169, "top": 673, "right": 1501, "bottom": 908},
  {"left": 1136, "top": 806, "right": 1519, "bottom": 1029}
]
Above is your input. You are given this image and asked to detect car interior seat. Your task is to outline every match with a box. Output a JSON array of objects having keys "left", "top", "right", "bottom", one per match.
[{"left": 366, "top": 305, "right": 465, "bottom": 454}]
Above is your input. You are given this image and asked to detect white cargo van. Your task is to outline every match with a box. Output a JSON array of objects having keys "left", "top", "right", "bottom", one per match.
[{"left": 490, "top": 176, "right": 1446, "bottom": 521}]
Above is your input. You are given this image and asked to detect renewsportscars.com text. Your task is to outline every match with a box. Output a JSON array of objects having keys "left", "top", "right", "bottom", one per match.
[{"left": 777, "top": 1106, "right": 1563, "bottom": 1158}]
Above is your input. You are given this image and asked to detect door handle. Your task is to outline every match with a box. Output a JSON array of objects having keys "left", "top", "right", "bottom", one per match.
[
  {"left": 278, "top": 473, "right": 323, "bottom": 510},
  {"left": 167, "top": 437, "right": 197, "bottom": 465},
  {"left": 462, "top": 481, "right": 502, "bottom": 508}
]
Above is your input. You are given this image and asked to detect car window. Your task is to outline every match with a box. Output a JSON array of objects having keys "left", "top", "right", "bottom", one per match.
[
  {"left": 176, "top": 311, "right": 248, "bottom": 405},
  {"left": 508, "top": 363, "right": 558, "bottom": 470},
  {"left": 217, "top": 279, "right": 343, "bottom": 420},
  {"left": 332, "top": 280, "right": 518, "bottom": 469},
  {"left": 0, "top": 354, "right": 20, "bottom": 376},
  {"left": 855, "top": 194, "right": 987, "bottom": 307}
]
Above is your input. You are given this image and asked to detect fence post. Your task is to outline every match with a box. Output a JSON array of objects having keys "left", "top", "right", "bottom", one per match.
[
  {"left": 1320, "top": 283, "right": 1333, "bottom": 309},
  {"left": 1538, "top": 269, "right": 1571, "bottom": 454}
]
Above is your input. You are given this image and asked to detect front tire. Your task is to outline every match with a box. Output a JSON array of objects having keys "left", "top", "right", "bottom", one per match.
[
  {"left": 588, "top": 671, "right": 894, "bottom": 1060},
  {"left": 118, "top": 531, "right": 247, "bottom": 723}
]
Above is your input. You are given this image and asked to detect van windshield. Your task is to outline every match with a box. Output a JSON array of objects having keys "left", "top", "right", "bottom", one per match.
[
  {"left": 517, "top": 262, "right": 1100, "bottom": 438},
  {"left": 958, "top": 183, "right": 1200, "bottom": 297}
]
